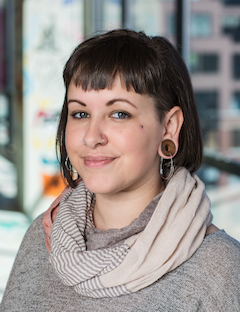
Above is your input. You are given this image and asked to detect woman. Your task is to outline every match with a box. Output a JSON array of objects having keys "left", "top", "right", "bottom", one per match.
[{"left": 1, "top": 30, "right": 240, "bottom": 311}]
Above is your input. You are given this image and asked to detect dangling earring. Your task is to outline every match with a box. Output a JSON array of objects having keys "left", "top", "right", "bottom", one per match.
[
  {"left": 65, "top": 156, "right": 72, "bottom": 172},
  {"left": 160, "top": 139, "right": 176, "bottom": 180},
  {"left": 160, "top": 155, "right": 174, "bottom": 180},
  {"left": 65, "top": 156, "right": 77, "bottom": 173}
]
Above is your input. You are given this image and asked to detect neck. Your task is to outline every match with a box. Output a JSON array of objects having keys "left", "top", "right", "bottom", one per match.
[{"left": 93, "top": 176, "right": 164, "bottom": 231}]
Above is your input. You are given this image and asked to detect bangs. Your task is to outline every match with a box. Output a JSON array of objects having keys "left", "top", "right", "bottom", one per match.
[{"left": 64, "top": 32, "right": 163, "bottom": 95}]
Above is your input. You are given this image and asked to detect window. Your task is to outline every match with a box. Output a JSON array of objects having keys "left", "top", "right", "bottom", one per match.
[
  {"left": 232, "top": 129, "right": 240, "bottom": 147},
  {"left": 190, "top": 53, "right": 219, "bottom": 73},
  {"left": 168, "top": 12, "right": 212, "bottom": 38},
  {"left": 222, "top": 15, "right": 240, "bottom": 42},
  {"left": 194, "top": 91, "right": 219, "bottom": 150},
  {"left": 232, "top": 54, "right": 240, "bottom": 79},
  {"left": 230, "top": 91, "right": 240, "bottom": 110},
  {"left": 103, "top": 0, "right": 122, "bottom": 31},
  {"left": 222, "top": 0, "right": 240, "bottom": 6},
  {"left": 190, "top": 14, "right": 211, "bottom": 38},
  {"left": 167, "top": 13, "right": 175, "bottom": 37},
  {"left": 194, "top": 91, "right": 219, "bottom": 131}
]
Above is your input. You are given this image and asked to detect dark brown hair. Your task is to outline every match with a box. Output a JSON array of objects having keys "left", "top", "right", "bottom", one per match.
[{"left": 57, "top": 29, "right": 203, "bottom": 187}]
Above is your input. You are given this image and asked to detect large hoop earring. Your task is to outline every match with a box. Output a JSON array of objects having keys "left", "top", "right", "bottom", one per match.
[
  {"left": 65, "top": 156, "right": 77, "bottom": 173},
  {"left": 160, "top": 155, "right": 174, "bottom": 180},
  {"left": 160, "top": 139, "right": 176, "bottom": 180},
  {"left": 65, "top": 156, "right": 72, "bottom": 172}
]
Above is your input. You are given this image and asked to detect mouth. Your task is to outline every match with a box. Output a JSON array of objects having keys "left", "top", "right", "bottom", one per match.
[{"left": 82, "top": 156, "right": 116, "bottom": 169}]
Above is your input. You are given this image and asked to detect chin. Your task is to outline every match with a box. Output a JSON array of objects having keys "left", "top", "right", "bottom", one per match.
[{"left": 82, "top": 176, "right": 116, "bottom": 195}]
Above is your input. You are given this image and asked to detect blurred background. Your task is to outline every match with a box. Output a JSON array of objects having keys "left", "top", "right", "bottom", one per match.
[{"left": 0, "top": 0, "right": 240, "bottom": 300}]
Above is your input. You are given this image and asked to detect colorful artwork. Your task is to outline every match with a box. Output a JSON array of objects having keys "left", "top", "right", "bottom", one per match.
[{"left": 23, "top": 0, "right": 83, "bottom": 215}]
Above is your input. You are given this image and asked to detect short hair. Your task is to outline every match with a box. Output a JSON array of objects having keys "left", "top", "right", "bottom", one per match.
[{"left": 57, "top": 29, "right": 203, "bottom": 187}]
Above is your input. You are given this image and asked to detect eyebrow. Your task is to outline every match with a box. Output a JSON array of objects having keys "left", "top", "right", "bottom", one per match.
[
  {"left": 68, "top": 99, "right": 86, "bottom": 106},
  {"left": 106, "top": 98, "right": 137, "bottom": 108},
  {"left": 67, "top": 98, "right": 137, "bottom": 109}
]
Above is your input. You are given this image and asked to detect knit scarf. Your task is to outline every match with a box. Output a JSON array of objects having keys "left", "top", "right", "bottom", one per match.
[{"left": 42, "top": 167, "right": 213, "bottom": 298}]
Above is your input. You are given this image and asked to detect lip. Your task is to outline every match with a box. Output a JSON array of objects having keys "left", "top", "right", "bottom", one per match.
[{"left": 82, "top": 155, "right": 116, "bottom": 169}]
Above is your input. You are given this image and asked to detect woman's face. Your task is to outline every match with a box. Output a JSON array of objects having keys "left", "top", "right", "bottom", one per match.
[{"left": 65, "top": 77, "right": 165, "bottom": 195}]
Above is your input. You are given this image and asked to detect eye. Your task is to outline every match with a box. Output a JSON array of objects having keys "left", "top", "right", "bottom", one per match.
[
  {"left": 111, "top": 111, "right": 130, "bottom": 119},
  {"left": 71, "top": 111, "right": 89, "bottom": 119}
]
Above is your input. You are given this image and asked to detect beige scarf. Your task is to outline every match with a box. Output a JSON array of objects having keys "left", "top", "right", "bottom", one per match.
[{"left": 42, "top": 167, "right": 213, "bottom": 298}]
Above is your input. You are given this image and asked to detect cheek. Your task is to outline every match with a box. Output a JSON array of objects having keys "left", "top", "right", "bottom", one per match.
[
  {"left": 120, "top": 127, "right": 160, "bottom": 156},
  {"left": 65, "top": 124, "right": 81, "bottom": 152},
  {"left": 136, "top": 127, "right": 163, "bottom": 156},
  {"left": 65, "top": 124, "right": 71, "bottom": 151}
]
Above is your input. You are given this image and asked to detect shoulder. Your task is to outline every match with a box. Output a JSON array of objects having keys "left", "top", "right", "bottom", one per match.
[
  {"left": 28, "top": 212, "right": 45, "bottom": 232},
  {"left": 190, "top": 230, "right": 240, "bottom": 310},
  {"left": 4, "top": 213, "right": 47, "bottom": 271},
  {"left": 18, "top": 213, "right": 46, "bottom": 250},
  {"left": 147, "top": 231, "right": 240, "bottom": 311},
  {"left": 182, "top": 230, "right": 240, "bottom": 284},
  {"left": 200, "top": 230, "right": 240, "bottom": 263},
  {"left": 124, "top": 231, "right": 240, "bottom": 311},
  {"left": 0, "top": 213, "right": 50, "bottom": 311},
  {"left": 190, "top": 230, "right": 240, "bottom": 278}
]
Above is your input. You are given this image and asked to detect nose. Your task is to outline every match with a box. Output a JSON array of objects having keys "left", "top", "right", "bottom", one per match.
[{"left": 82, "top": 119, "right": 107, "bottom": 148}]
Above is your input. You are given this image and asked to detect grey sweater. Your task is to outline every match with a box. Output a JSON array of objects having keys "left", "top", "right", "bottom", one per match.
[{"left": 1, "top": 213, "right": 240, "bottom": 312}]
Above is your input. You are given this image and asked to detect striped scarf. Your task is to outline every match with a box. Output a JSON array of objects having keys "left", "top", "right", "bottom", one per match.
[{"left": 43, "top": 167, "right": 213, "bottom": 298}]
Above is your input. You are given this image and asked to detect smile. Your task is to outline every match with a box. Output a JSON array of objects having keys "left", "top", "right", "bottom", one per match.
[{"left": 83, "top": 156, "right": 116, "bottom": 169}]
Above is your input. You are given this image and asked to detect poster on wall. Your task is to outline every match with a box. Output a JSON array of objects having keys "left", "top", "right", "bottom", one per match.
[{"left": 23, "top": 0, "right": 83, "bottom": 217}]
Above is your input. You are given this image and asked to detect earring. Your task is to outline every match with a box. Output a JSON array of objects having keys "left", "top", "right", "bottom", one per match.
[
  {"left": 65, "top": 156, "right": 72, "bottom": 172},
  {"left": 160, "top": 155, "right": 174, "bottom": 180},
  {"left": 65, "top": 156, "right": 78, "bottom": 174},
  {"left": 160, "top": 139, "right": 176, "bottom": 180},
  {"left": 161, "top": 139, "right": 176, "bottom": 157}
]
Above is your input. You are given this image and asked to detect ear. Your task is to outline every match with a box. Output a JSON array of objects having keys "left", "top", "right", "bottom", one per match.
[{"left": 158, "top": 106, "right": 184, "bottom": 159}]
